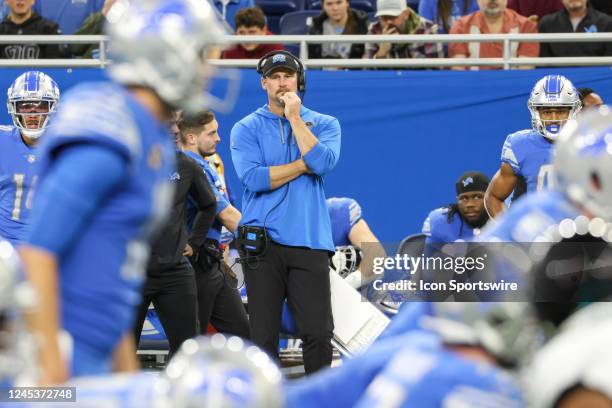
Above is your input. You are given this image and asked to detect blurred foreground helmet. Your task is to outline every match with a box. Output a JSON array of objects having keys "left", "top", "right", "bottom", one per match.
[
  {"left": 528, "top": 75, "right": 581, "bottom": 140},
  {"left": 157, "top": 334, "right": 283, "bottom": 408},
  {"left": 7, "top": 71, "right": 60, "bottom": 140},
  {"left": 0, "top": 240, "right": 37, "bottom": 386},
  {"left": 105, "top": 0, "right": 230, "bottom": 113},
  {"left": 421, "top": 302, "right": 540, "bottom": 367},
  {"left": 554, "top": 106, "right": 612, "bottom": 221},
  {"left": 524, "top": 302, "right": 612, "bottom": 408}
]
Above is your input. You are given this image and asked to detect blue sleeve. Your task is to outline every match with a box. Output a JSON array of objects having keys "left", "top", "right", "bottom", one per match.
[
  {"left": 500, "top": 135, "right": 521, "bottom": 175},
  {"left": 302, "top": 118, "right": 341, "bottom": 176},
  {"left": 26, "top": 144, "right": 128, "bottom": 255},
  {"left": 230, "top": 122, "right": 271, "bottom": 193},
  {"left": 346, "top": 198, "right": 362, "bottom": 229},
  {"left": 418, "top": 0, "right": 436, "bottom": 22},
  {"left": 208, "top": 176, "right": 230, "bottom": 216},
  {"left": 284, "top": 336, "right": 405, "bottom": 408}
]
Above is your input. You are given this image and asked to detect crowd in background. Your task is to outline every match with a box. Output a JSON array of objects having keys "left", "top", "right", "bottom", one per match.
[{"left": 0, "top": 0, "right": 611, "bottom": 68}]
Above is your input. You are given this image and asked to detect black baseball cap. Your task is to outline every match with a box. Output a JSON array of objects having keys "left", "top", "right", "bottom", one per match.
[
  {"left": 257, "top": 51, "right": 301, "bottom": 77},
  {"left": 455, "top": 171, "right": 490, "bottom": 195}
]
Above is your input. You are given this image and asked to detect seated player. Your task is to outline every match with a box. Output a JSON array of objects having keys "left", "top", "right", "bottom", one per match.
[
  {"left": 327, "top": 196, "right": 386, "bottom": 287},
  {"left": 422, "top": 171, "right": 490, "bottom": 250},
  {"left": 485, "top": 75, "right": 582, "bottom": 217}
]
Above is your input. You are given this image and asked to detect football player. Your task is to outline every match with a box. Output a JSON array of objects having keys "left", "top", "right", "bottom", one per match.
[
  {"left": 478, "top": 106, "right": 612, "bottom": 244},
  {"left": 485, "top": 75, "right": 581, "bottom": 218},
  {"left": 285, "top": 302, "right": 525, "bottom": 407},
  {"left": 422, "top": 171, "right": 489, "bottom": 250},
  {"left": 0, "top": 71, "right": 59, "bottom": 246},
  {"left": 327, "top": 197, "right": 386, "bottom": 287},
  {"left": 19, "top": 0, "right": 227, "bottom": 383}
]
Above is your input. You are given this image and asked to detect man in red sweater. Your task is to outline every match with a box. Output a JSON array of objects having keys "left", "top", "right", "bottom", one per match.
[{"left": 222, "top": 6, "right": 284, "bottom": 59}]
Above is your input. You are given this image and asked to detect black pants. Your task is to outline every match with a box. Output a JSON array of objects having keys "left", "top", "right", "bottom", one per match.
[
  {"left": 192, "top": 253, "right": 250, "bottom": 339},
  {"left": 133, "top": 259, "right": 197, "bottom": 356},
  {"left": 242, "top": 241, "right": 333, "bottom": 374}
]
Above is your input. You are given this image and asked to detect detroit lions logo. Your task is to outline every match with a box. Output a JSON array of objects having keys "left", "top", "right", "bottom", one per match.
[
  {"left": 272, "top": 54, "right": 286, "bottom": 64},
  {"left": 26, "top": 154, "right": 36, "bottom": 163},
  {"left": 462, "top": 177, "right": 473, "bottom": 187}
]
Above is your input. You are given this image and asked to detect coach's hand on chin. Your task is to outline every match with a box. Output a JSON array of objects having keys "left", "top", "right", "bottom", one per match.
[{"left": 279, "top": 92, "right": 302, "bottom": 122}]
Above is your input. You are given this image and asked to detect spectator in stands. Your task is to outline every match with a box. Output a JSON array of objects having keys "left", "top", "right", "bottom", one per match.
[
  {"left": 308, "top": 0, "right": 369, "bottom": 59},
  {"left": 33, "top": 0, "right": 103, "bottom": 35},
  {"left": 210, "top": 0, "right": 255, "bottom": 30},
  {"left": 449, "top": 0, "right": 539, "bottom": 70},
  {"left": 222, "top": 7, "right": 283, "bottom": 59},
  {"left": 70, "top": 0, "right": 116, "bottom": 58},
  {"left": 367, "top": 0, "right": 444, "bottom": 59},
  {"left": 578, "top": 87, "right": 604, "bottom": 110},
  {"left": 539, "top": 0, "right": 612, "bottom": 57},
  {"left": 418, "top": 0, "right": 479, "bottom": 34},
  {"left": 0, "top": 0, "right": 66, "bottom": 59},
  {"left": 507, "top": 0, "right": 562, "bottom": 22}
]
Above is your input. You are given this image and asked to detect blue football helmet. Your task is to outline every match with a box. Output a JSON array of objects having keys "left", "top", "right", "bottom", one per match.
[
  {"left": 0, "top": 240, "right": 37, "bottom": 386},
  {"left": 158, "top": 334, "right": 283, "bottom": 408},
  {"left": 7, "top": 71, "right": 60, "bottom": 140},
  {"left": 528, "top": 75, "right": 582, "bottom": 141},
  {"left": 105, "top": 0, "right": 231, "bottom": 113},
  {"left": 554, "top": 106, "right": 612, "bottom": 222}
]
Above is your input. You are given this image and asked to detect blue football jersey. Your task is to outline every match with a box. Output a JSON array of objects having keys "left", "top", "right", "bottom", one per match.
[
  {"left": 285, "top": 331, "right": 522, "bottom": 408},
  {"left": 327, "top": 197, "right": 362, "bottom": 247},
  {"left": 355, "top": 332, "right": 523, "bottom": 408},
  {"left": 477, "top": 190, "right": 581, "bottom": 243},
  {"left": 35, "top": 82, "right": 175, "bottom": 373},
  {"left": 500, "top": 129, "right": 554, "bottom": 193},
  {"left": 422, "top": 207, "right": 479, "bottom": 245},
  {"left": 183, "top": 150, "right": 230, "bottom": 243},
  {"left": 0, "top": 125, "right": 38, "bottom": 246}
]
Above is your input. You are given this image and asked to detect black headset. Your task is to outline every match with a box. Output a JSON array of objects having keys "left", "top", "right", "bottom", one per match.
[{"left": 256, "top": 50, "right": 306, "bottom": 97}]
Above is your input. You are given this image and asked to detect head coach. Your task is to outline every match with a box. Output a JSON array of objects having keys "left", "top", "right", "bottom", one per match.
[{"left": 230, "top": 50, "right": 341, "bottom": 373}]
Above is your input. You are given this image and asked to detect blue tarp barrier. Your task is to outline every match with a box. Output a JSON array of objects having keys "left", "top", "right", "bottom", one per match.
[{"left": 0, "top": 66, "right": 610, "bottom": 241}]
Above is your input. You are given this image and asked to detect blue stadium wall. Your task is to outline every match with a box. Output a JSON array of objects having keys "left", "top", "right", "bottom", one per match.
[{"left": 0, "top": 66, "right": 610, "bottom": 242}]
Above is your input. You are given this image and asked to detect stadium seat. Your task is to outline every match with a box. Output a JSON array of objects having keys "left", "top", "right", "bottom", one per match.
[
  {"left": 373, "top": 233, "right": 426, "bottom": 316},
  {"left": 307, "top": 0, "right": 375, "bottom": 13},
  {"left": 279, "top": 10, "right": 321, "bottom": 56},
  {"left": 396, "top": 233, "right": 426, "bottom": 259},
  {"left": 256, "top": 0, "right": 306, "bottom": 33}
]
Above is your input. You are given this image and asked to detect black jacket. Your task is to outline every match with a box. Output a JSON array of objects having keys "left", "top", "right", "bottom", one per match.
[
  {"left": 308, "top": 9, "right": 369, "bottom": 59},
  {"left": 539, "top": 6, "right": 612, "bottom": 57},
  {"left": 0, "top": 12, "right": 68, "bottom": 59},
  {"left": 148, "top": 152, "right": 216, "bottom": 270}
]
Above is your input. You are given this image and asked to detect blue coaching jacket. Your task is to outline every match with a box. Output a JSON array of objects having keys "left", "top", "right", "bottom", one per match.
[{"left": 230, "top": 104, "right": 341, "bottom": 252}]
